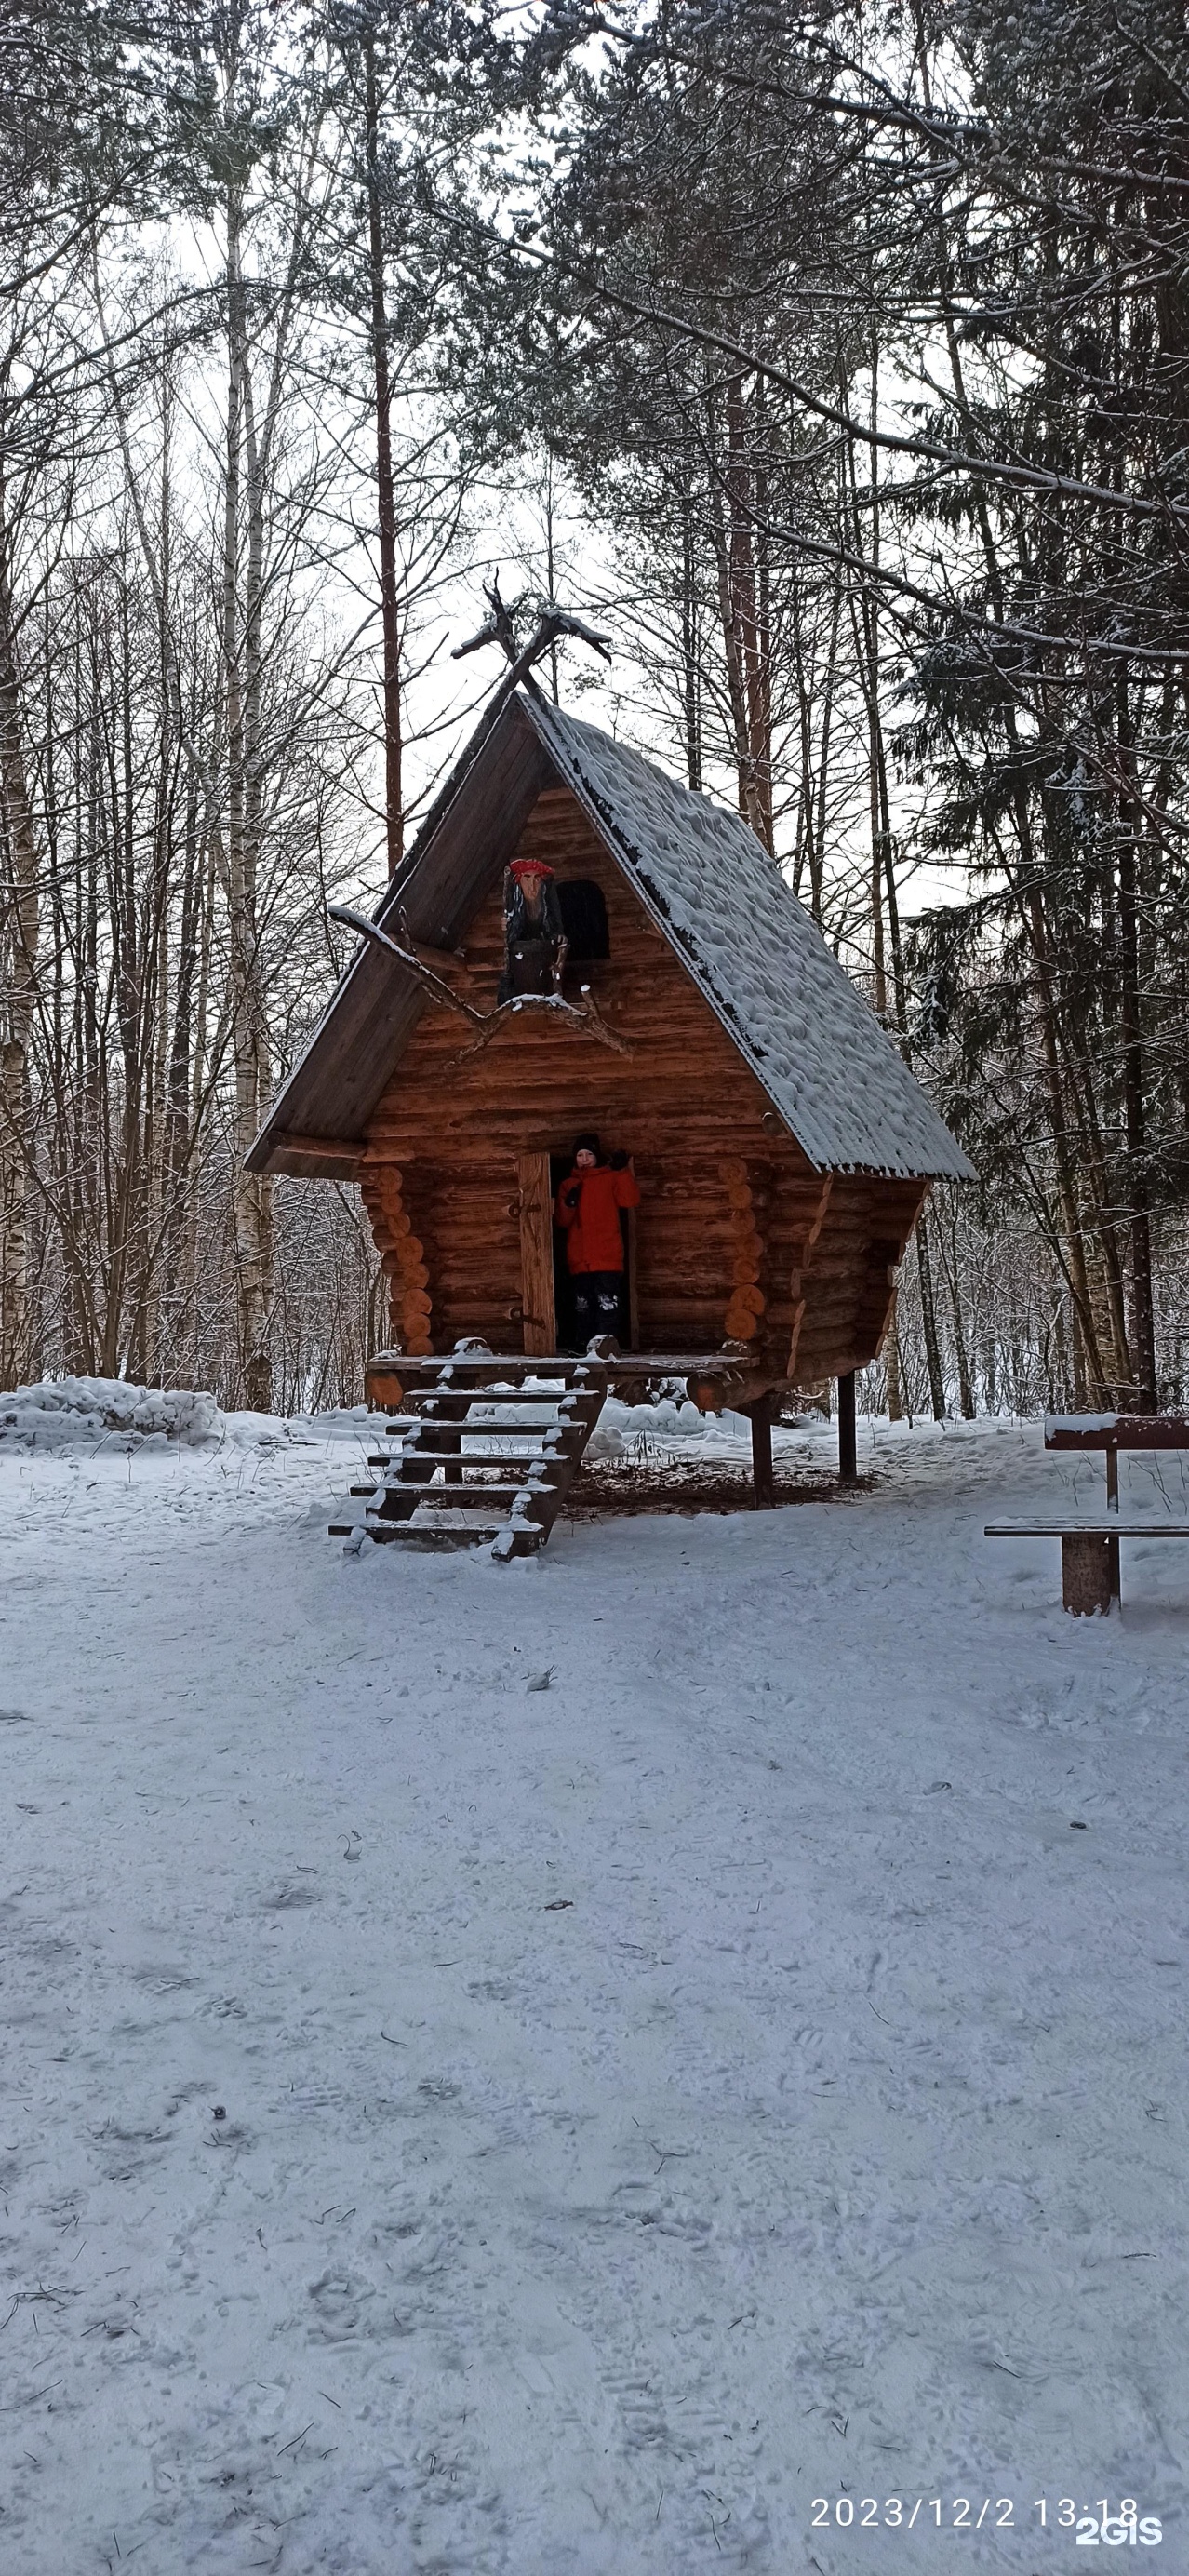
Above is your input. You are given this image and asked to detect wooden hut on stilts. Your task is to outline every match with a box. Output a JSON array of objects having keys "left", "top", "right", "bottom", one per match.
[{"left": 247, "top": 654, "right": 971, "bottom": 1555}]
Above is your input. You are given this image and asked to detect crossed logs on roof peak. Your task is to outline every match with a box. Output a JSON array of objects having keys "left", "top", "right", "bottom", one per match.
[{"left": 450, "top": 575, "right": 612, "bottom": 676}]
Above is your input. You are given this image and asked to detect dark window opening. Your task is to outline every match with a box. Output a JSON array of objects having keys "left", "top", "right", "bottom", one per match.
[{"left": 555, "top": 879, "right": 609, "bottom": 960}]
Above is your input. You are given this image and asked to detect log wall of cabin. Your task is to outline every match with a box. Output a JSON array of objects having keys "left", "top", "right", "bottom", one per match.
[
  {"left": 362, "top": 784, "right": 931, "bottom": 1375},
  {"left": 792, "top": 1174, "right": 927, "bottom": 1382}
]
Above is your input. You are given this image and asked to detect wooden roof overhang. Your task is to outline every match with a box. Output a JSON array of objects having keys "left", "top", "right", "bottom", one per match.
[{"left": 247, "top": 694, "right": 555, "bottom": 1178}]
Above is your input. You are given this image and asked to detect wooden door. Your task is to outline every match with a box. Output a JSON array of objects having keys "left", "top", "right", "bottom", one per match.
[{"left": 516, "top": 1152, "right": 557, "bottom": 1354}]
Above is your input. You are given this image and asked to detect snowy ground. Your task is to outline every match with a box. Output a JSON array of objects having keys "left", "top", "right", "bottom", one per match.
[{"left": 1, "top": 1391, "right": 1187, "bottom": 2574}]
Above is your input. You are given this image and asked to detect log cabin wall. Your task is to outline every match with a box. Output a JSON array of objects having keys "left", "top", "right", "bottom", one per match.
[
  {"left": 792, "top": 1174, "right": 927, "bottom": 1384},
  {"left": 363, "top": 783, "right": 930, "bottom": 1374}
]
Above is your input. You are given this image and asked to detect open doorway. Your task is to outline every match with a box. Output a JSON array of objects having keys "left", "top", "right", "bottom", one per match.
[{"left": 549, "top": 1148, "right": 635, "bottom": 1353}]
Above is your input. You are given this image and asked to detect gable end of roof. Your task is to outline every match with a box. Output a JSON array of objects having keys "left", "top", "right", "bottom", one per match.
[{"left": 248, "top": 683, "right": 974, "bottom": 1185}]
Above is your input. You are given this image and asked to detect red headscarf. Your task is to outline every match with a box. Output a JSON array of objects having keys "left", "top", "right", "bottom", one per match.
[{"left": 509, "top": 858, "right": 555, "bottom": 883}]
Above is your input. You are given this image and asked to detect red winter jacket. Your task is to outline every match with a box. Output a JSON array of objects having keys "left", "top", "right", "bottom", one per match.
[{"left": 554, "top": 1161, "right": 640, "bottom": 1273}]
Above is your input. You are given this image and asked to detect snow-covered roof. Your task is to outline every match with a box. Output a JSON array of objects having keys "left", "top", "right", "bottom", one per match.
[
  {"left": 247, "top": 684, "right": 972, "bottom": 1180},
  {"left": 527, "top": 697, "right": 973, "bottom": 1180}
]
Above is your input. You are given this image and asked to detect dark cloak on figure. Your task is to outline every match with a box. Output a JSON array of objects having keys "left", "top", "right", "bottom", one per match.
[{"left": 499, "top": 865, "right": 566, "bottom": 1003}]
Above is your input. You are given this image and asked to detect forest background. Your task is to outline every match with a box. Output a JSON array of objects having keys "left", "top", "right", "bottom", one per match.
[{"left": 2, "top": 0, "right": 1186, "bottom": 1424}]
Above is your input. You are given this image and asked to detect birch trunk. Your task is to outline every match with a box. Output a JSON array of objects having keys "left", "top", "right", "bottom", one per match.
[
  {"left": 223, "top": 189, "right": 274, "bottom": 1411},
  {"left": 0, "top": 536, "right": 40, "bottom": 1386},
  {"left": 364, "top": 31, "right": 403, "bottom": 873}
]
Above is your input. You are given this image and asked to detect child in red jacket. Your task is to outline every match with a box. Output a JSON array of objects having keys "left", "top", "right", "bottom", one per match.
[{"left": 554, "top": 1133, "right": 640, "bottom": 1348}]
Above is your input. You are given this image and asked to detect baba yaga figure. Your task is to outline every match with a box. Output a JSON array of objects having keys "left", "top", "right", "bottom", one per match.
[
  {"left": 554, "top": 1133, "right": 640, "bottom": 1349},
  {"left": 499, "top": 857, "right": 567, "bottom": 1003}
]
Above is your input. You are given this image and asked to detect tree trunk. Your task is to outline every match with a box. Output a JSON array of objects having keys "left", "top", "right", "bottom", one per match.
[
  {"left": 0, "top": 540, "right": 40, "bottom": 1387},
  {"left": 915, "top": 1214, "right": 946, "bottom": 1421},
  {"left": 680, "top": 483, "right": 701, "bottom": 788},
  {"left": 884, "top": 1285, "right": 903, "bottom": 1420},
  {"left": 363, "top": 31, "right": 403, "bottom": 876},
  {"left": 1115, "top": 680, "right": 1156, "bottom": 1410},
  {"left": 223, "top": 191, "right": 274, "bottom": 1411}
]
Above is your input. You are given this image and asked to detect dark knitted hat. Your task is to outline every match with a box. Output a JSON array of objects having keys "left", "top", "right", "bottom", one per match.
[{"left": 573, "top": 1132, "right": 601, "bottom": 1161}]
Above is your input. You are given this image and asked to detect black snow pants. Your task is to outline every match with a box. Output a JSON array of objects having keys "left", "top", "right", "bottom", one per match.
[{"left": 569, "top": 1269, "right": 626, "bottom": 1347}]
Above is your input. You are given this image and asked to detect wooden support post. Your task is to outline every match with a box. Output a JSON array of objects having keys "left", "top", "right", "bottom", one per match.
[
  {"left": 837, "top": 1369, "right": 857, "bottom": 1484},
  {"left": 1062, "top": 1533, "right": 1114, "bottom": 1616},
  {"left": 749, "top": 1397, "right": 775, "bottom": 1510}
]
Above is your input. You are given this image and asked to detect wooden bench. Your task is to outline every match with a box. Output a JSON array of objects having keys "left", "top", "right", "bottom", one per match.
[{"left": 985, "top": 1415, "right": 1189, "bottom": 1614}]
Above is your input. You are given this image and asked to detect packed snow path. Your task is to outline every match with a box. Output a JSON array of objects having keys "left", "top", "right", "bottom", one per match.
[{"left": 1, "top": 1407, "right": 1187, "bottom": 2573}]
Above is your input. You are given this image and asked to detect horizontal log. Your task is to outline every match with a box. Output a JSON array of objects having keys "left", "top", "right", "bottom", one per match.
[
  {"left": 807, "top": 1234, "right": 888, "bottom": 1262},
  {"left": 635, "top": 1302, "right": 743, "bottom": 1322},
  {"left": 384, "top": 1017, "right": 755, "bottom": 1053},
  {"left": 635, "top": 1172, "right": 806, "bottom": 1201},
  {"left": 368, "top": 1133, "right": 802, "bottom": 1169},
  {"left": 373, "top": 1058, "right": 773, "bottom": 1092},
  {"left": 273, "top": 1130, "right": 362, "bottom": 1167}
]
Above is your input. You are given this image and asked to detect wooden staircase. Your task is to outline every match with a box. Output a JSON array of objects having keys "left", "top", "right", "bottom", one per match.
[{"left": 329, "top": 1351, "right": 608, "bottom": 1559}]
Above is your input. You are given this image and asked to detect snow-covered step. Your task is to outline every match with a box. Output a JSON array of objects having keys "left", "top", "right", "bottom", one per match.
[
  {"left": 334, "top": 1354, "right": 608, "bottom": 1558},
  {"left": 375, "top": 1442, "right": 558, "bottom": 1463},
  {"left": 366, "top": 1504, "right": 541, "bottom": 1546},
  {"left": 377, "top": 1481, "right": 536, "bottom": 1509},
  {"left": 382, "top": 1408, "right": 568, "bottom": 1432}
]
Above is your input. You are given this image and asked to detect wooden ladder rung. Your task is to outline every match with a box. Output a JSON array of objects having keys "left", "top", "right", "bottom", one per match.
[
  {"left": 381, "top": 1482, "right": 539, "bottom": 1506},
  {"left": 388, "top": 1507, "right": 518, "bottom": 1535},
  {"left": 382, "top": 1444, "right": 564, "bottom": 1468},
  {"left": 382, "top": 1409, "right": 563, "bottom": 1430}
]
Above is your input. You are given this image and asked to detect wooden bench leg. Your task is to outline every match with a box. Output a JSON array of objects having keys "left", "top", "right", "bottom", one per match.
[{"left": 1062, "top": 1533, "right": 1114, "bottom": 1616}]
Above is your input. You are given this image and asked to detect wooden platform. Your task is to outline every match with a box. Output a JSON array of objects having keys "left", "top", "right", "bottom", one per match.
[{"left": 366, "top": 1348, "right": 764, "bottom": 1390}]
